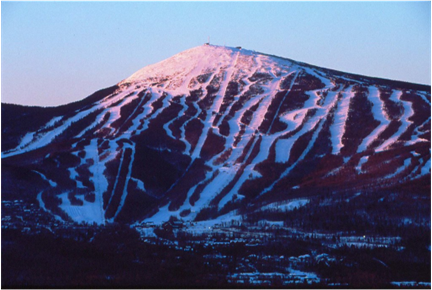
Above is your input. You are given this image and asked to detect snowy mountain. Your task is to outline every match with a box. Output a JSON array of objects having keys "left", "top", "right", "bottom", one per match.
[{"left": 2, "top": 44, "right": 430, "bottom": 226}]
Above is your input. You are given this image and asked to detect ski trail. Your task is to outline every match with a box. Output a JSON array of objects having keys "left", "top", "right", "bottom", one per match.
[
  {"left": 77, "top": 89, "right": 139, "bottom": 138},
  {"left": 112, "top": 145, "right": 135, "bottom": 220},
  {"left": 69, "top": 167, "right": 85, "bottom": 188},
  {"left": 179, "top": 72, "right": 218, "bottom": 155},
  {"left": 128, "top": 88, "right": 173, "bottom": 137},
  {"left": 226, "top": 77, "right": 286, "bottom": 166},
  {"left": 37, "top": 192, "right": 64, "bottom": 222},
  {"left": 59, "top": 139, "right": 106, "bottom": 225},
  {"left": 412, "top": 117, "right": 431, "bottom": 141},
  {"left": 68, "top": 150, "right": 86, "bottom": 188},
  {"left": 107, "top": 148, "right": 126, "bottom": 208},
  {"left": 376, "top": 90, "right": 414, "bottom": 152},
  {"left": 267, "top": 70, "right": 300, "bottom": 134},
  {"left": 385, "top": 158, "right": 411, "bottom": 179},
  {"left": 214, "top": 49, "right": 260, "bottom": 130},
  {"left": 163, "top": 95, "right": 187, "bottom": 140},
  {"left": 420, "top": 158, "right": 431, "bottom": 176},
  {"left": 191, "top": 50, "right": 240, "bottom": 160},
  {"left": 214, "top": 77, "right": 251, "bottom": 129},
  {"left": 2, "top": 87, "right": 130, "bottom": 158},
  {"left": 214, "top": 67, "right": 294, "bottom": 207},
  {"left": 262, "top": 117, "right": 326, "bottom": 195},
  {"left": 328, "top": 85, "right": 354, "bottom": 155},
  {"left": 356, "top": 156, "right": 369, "bottom": 173},
  {"left": 13, "top": 116, "right": 64, "bottom": 151},
  {"left": 357, "top": 86, "right": 390, "bottom": 153},
  {"left": 104, "top": 93, "right": 140, "bottom": 134},
  {"left": 218, "top": 136, "right": 260, "bottom": 210},
  {"left": 76, "top": 110, "right": 107, "bottom": 138},
  {"left": 117, "top": 89, "right": 159, "bottom": 138},
  {"left": 85, "top": 138, "right": 106, "bottom": 224},
  {"left": 32, "top": 170, "right": 57, "bottom": 187},
  {"left": 163, "top": 55, "right": 241, "bottom": 204},
  {"left": 275, "top": 86, "right": 340, "bottom": 163},
  {"left": 209, "top": 96, "right": 262, "bottom": 166},
  {"left": 417, "top": 92, "right": 431, "bottom": 105},
  {"left": 37, "top": 192, "right": 49, "bottom": 212},
  {"left": 190, "top": 165, "right": 240, "bottom": 219},
  {"left": 221, "top": 70, "right": 338, "bottom": 205},
  {"left": 218, "top": 54, "right": 289, "bottom": 166},
  {"left": 114, "top": 93, "right": 149, "bottom": 137},
  {"left": 211, "top": 54, "right": 263, "bottom": 164}
]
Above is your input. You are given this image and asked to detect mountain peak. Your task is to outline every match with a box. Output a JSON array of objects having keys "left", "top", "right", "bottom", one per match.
[
  {"left": 120, "top": 44, "right": 293, "bottom": 87},
  {"left": 121, "top": 45, "right": 234, "bottom": 84}
]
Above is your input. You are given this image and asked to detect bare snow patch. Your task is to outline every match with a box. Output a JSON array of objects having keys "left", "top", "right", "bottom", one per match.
[{"left": 261, "top": 198, "right": 309, "bottom": 212}]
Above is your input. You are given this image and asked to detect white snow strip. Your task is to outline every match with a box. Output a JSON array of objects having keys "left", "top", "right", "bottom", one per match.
[
  {"left": 134, "top": 89, "right": 174, "bottom": 137},
  {"left": 37, "top": 191, "right": 64, "bottom": 222},
  {"left": 218, "top": 138, "right": 261, "bottom": 210},
  {"left": 260, "top": 198, "right": 309, "bottom": 212},
  {"left": 276, "top": 87, "right": 340, "bottom": 163},
  {"left": 357, "top": 86, "right": 390, "bottom": 152},
  {"left": 386, "top": 158, "right": 411, "bottom": 179},
  {"left": 328, "top": 85, "right": 354, "bottom": 155},
  {"left": 376, "top": 90, "right": 414, "bottom": 152},
  {"left": 417, "top": 92, "right": 431, "bottom": 105},
  {"left": 2, "top": 87, "right": 132, "bottom": 157},
  {"left": 76, "top": 109, "right": 108, "bottom": 138},
  {"left": 143, "top": 203, "right": 172, "bottom": 224},
  {"left": 267, "top": 70, "right": 299, "bottom": 134},
  {"left": 58, "top": 192, "right": 103, "bottom": 225},
  {"left": 32, "top": 170, "right": 57, "bottom": 187},
  {"left": 356, "top": 156, "right": 369, "bottom": 173},
  {"left": 61, "top": 139, "right": 107, "bottom": 225},
  {"left": 263, "top": 117, "right": 327, "bottom": 195},
  {"left": 131, "top": 177, "right": 146, "bottom": 192},
  {"left": 15, "top": 132, "right": 36, "bottom": 150},
  {"left": 185, "top": 211, "right": 243, "bottom": 233},
  {"left": 112, "top": 146, "right": 135, "bottom": 220},
  {"left": 85, "top": 139, "right": 107, "bottom": 224},
  {"left": 103, "top": 93, "right": 139, "bottom": 133},
  {"left": 303, "top": 67, "right": 334, "bottom": 90},
  {"left": 68, "top": 167, "right": 85, "bottom": 188},
  {"left": 190, "top": 166, "right": 239, "bottom": 218},
  {"left": 44, "top": 116, "right": 63, "bottom": 128},
  {"left": 421, "top": 158, "right": 431, "bottom": 176},
  {"left": 37, "top": 192, "right": 48, "bottom": 212},
  {"left": 345, "top": 192, "right": 361, "bottom": 202},
  {"left": 163, "top": 96, "right": 187, "bottom": 140},
  {"left": 217, "top": 68, "right": 299, "bottom": 209},
  {"left": 191, "top": 50, "right": 240, "bottom": 159},
  {"left": 107, "top": 148, "right": 127, "bottom": 208}
]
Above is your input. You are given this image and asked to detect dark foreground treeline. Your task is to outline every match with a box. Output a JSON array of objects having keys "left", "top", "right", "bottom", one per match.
[
  {"left": 2, "top": 223, "right": 431, "bottom": 289},
  {"left": 2, "top": 226, "right": 229, "bottom": 289}
]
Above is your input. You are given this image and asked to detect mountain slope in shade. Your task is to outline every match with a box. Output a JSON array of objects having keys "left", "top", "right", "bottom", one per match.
[{"left": 2, "top": 44, "right": 430, "bottom": 225}]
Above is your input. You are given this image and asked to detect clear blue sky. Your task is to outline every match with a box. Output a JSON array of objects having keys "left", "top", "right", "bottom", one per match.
[{"left": 2, "top": 1, "right": 430, "bottom": 106}]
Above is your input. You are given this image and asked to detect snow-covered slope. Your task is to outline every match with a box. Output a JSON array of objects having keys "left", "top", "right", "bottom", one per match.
[{"left": 2, "top": 44, "right": 430, "bottom": 225}]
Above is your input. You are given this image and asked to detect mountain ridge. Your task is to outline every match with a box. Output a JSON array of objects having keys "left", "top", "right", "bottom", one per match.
[{"left": 2, "top": 44, "right": 430, "bottom": 226}]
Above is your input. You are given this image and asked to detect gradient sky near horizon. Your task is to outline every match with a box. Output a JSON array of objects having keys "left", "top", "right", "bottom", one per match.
[{"left": 2, "top": 1, "right": 431, "bottom": 107}]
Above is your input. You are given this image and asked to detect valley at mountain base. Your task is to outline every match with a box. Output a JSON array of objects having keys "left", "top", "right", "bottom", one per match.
[{"left": 2, "top": 45, "right": 430, "bottom": 288}]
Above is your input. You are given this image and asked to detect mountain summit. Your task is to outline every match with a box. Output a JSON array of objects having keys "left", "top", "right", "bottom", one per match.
[{"left": 2, "top": 44, "right": 430, "bottom": 226}]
